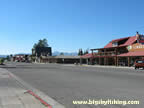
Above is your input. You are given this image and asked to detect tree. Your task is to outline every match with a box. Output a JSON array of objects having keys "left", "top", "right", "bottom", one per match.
[
  {"left": 78, "top": 49, "right": 83, "bottom": 56},
  {"left": 0, "top": 58, "right": 4, "bottom": 65},
  {"left": 84, "top": 49, "right": 89, "bottom": 55},
  {"left": 10, "top": 54, "right": 13, "bottom": 58},
  {"left": 6, "top": 55, "right": 10, "bottom": 61},
  {"left": 33, "top": 38, "right": 49, "bottom": 49},
  {"left": 60, "top": 52, "right": 64, "bottom": 55}
]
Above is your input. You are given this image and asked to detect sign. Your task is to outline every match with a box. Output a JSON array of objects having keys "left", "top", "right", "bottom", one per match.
[{"left": 127, "top": 43, "right": 144, "bottom": 52}]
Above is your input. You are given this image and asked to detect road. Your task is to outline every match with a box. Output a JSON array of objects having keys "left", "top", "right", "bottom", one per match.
[{"left": 4, "top": 62, "right": 144, "bottom": 108}]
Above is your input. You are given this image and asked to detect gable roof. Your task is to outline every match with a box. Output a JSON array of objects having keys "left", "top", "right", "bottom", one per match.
[
  {"left": 80, "top": 53, "right": 93, "bottom": 58},
  {"left": 120, "top": 36, "right": 136, "bottom": 46},
  {"left": 104, "top": 36, "right": 136, "bottom": 48},
  {"left": 104, "top": 42, "right": 113, "bottom": 48},
  {"left": 111, "top": 37, "right": 129, "bottom": 42}
]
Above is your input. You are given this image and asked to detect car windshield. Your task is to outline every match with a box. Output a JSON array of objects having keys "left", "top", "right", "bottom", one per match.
[{"left": 137, "top": 60, "right": 144, "bottom": 63}]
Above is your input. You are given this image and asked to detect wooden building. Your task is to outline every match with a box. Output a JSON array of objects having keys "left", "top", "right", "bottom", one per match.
[{"left": 81, "top": 32, "right": 144, "bottom": 66}]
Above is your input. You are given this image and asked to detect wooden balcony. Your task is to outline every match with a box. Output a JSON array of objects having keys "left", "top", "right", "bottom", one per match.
[{"left": 93, "top": 51, "right": 117, "bottom": 56}]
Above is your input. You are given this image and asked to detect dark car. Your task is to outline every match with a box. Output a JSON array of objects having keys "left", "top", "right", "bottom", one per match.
[{"left": 134, "top": 59, "right": 144, "bottom": 69}]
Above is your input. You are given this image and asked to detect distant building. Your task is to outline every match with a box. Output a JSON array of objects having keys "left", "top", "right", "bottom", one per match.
[
  {"left": 54, "top": 55, "right": 80, "bottom": 64},
  {"left": 13, "top": 54, "right": 29, "bottom": 62},
  {"left": 32, "top": 47, "right": 52, "bottom": 57},
  {"left": 39, "top": 55, "right": 80, "bottom": 64}
]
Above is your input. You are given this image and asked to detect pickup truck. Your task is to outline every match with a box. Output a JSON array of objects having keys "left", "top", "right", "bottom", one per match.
[{"left": 134, "top": 59, "right": 144, "bottom": 69}]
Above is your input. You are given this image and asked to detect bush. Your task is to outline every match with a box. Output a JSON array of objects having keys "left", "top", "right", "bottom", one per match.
[{"left": 0, "top": 58, "right": 5, "bottom": 65}]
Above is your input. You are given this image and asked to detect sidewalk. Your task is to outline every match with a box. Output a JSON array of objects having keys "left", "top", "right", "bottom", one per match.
[
  {"left": 81, "top": 64, "right": 134, "bottom": 69},
  {"left": 0, "top": 68, "right": 65, "bottom": 108},
  {"left": 62, "top": 64, "right": 134, "bottom": 69}
]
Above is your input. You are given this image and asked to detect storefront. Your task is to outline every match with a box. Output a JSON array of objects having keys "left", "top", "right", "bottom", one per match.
[
  {"left": 81, "top": 32, "right": 144, "bottom": 66},
  {"left": 118, "top": 43, "right": 144, "bottom": 66}
]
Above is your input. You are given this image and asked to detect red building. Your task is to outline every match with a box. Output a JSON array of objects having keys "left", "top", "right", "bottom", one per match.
[
  {"left": 13, "top": 54, "right": 29, "bottom": 62},
  {"left": 81, "top": 32, "right": 144, "bottom": 66}
]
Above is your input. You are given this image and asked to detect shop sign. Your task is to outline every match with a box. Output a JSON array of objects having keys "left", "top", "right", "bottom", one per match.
[{"left": 127, "top": 43, "right": 144, "bottom": 52}]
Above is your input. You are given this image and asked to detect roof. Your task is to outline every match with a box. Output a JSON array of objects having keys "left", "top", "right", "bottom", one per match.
[
  {"left": 104, "top": 36, "right": 136, "bottom": 48},
  {"left": 104, "top": 42, "right": 113, "bottom": 48},
  {"left": 81, "top": 53, "right": 118, "bottom": 58},
  {"left": 55, "top": 55, "right": 80, "bottom": 59},
  {"left": 111, "top": 37, "right": 129, "bottom": 42},
  {"left": 118, "top": 51, "right": 144, "bottom": 57},
  {"left": 14, "top": 54, "right": 26, "bottom": 56},
  {"left": 120, "top": 36, "right": 136, "bottom": 46},
  {"left": 80, "top": 53, "right": 93, "bottom": 58},
  {"left": 41, "top": 56, "right": 55, "bottom": 59}
]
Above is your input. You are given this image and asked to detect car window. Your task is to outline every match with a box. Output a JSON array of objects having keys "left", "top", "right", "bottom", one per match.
[{"left": 137, "top": 60, "right": 143, "bottom": 63}]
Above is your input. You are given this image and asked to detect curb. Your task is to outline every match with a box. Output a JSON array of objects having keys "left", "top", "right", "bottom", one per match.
[
  {"left": 4, "top": 69, "right": 65, "bottom": 108},
  {"left": 25, "top": 90, "right": 52, "bottom": 108},
  {"left": 80, "top": 65, "right": 134, "bottom": 69}
]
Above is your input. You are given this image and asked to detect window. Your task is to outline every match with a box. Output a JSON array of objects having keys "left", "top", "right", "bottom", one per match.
[
  {"left": 112, "top": 42, "right": 118, "bottom": 47},
  {"left": 136, "top": 60, "right": 144, "bottom": 63}
]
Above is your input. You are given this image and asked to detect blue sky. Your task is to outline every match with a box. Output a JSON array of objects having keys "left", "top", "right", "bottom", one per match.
[{"left": 0, "top": 0, "right": 144, "bottom": 54}]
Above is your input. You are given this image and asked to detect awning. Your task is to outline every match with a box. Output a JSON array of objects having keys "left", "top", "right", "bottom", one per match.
[{"left": 118, "top": 51, "right": 144, "bottom": 57}]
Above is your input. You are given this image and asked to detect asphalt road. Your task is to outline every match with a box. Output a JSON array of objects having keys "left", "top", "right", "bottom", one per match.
[{"left": 4, "top": 62, "right": 144, "bottom": 108}]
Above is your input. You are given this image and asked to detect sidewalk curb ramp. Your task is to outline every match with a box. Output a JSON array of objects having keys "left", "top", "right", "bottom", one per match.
[{"left": 5, "top": 69, "right": 65, "bottom": 108}]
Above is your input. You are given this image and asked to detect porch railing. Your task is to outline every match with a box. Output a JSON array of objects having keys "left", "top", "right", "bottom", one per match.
[{"left": 93, "top": 51, "right": 117, "bottom": 56}]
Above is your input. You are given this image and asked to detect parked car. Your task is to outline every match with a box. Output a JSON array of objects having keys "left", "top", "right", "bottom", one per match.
[{"left": 134, "top": 59, "right": 144, "bottom": 69}]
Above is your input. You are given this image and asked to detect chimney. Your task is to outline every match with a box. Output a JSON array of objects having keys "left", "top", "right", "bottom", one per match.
[{"left": 136, "top": 31, "right": 140, "bottom": 43}]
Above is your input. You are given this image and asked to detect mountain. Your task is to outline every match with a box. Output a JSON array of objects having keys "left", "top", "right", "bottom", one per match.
[
  {"left": 0, "top": 53, "right": 31, "bottom": 58},
  {"left": 0, "top": 55, "right": 8, "bottom": 58},
  {"left": 0, "top": 52, "right": 78, "bottom": 58},
  {"left": 13, "top": 53, "right": 31, "bottom": 55},
  {"left": 52, "top": 51, "right": 78, "bottom": 56}
]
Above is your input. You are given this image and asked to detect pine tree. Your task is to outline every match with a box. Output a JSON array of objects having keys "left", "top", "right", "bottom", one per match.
[{"left": 78, "top": 49, "right": 83, "bottom": 56}]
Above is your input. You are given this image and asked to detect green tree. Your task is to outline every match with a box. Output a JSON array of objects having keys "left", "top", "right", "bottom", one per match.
[
  {"left": 33, "top": 38, "right": 49, "bottom": 49},
  {"left": 0, "top": 58, "right": 4, "bottom": 65},
  {"left": 60, "top": 52, "right": 64, "bottom": 55},
  {"left": 6, "top": 56, "right": 10, "bottom": 61},
  {"left": 78, "top": 49, "right": 83, "bottom": 56},
  {"left": 84, "top": 49, "right": 89, "bottom": 55},
  {"left": 10, "top": 54, "right": 13, "bottom": 58}
]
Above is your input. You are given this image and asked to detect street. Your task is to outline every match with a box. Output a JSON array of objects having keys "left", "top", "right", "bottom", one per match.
[{"left": 4, "top": 62, "right": 144, "bottom": 108}]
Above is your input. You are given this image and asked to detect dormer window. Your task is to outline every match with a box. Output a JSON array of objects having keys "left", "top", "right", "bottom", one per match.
[{"left": 112, "top": 42, "right": 118, "bottom": 47}]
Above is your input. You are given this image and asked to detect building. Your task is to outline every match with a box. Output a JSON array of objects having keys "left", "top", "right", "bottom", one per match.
[
  {"left": 40, "top": 55, "right": 80, "bottom": 64},
  {"left": 13, "top": 54, "right": 29, "bottom": 62},
  {"left": 54, "top": 55, "right": 80, "bottom": 64},
  {"left": 32, "top": 47, "right": 52, "bottom": 57},
  {"left": 81, "top": 32, "right": 144, "bottom": 66}
]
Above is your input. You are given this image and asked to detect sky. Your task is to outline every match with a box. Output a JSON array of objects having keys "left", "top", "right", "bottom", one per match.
[{"left": 0, "top": 0, "right": 144, "bottom": 55}]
